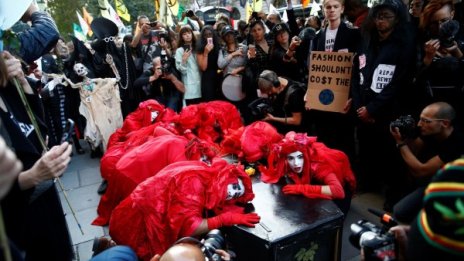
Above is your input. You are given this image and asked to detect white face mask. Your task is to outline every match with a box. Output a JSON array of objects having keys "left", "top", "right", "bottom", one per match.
[
  {"left": 226, "top": 179, "right": 245, "bottom": 200},
  {"left": 151, "top": 111, "right": 159, "bottom": 122},
  {"left": 287, "top": 151, "right": 304, "bottom": 174},
  {"left": 73, "top": 63, "right": 88, "bottom": 77}
]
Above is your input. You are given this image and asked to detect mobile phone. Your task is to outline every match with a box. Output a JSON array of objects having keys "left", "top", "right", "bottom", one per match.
[
  {"left": 61, "top": 119, "right": 75, "bottom": 144},
  {"left": 207, "top": 37, "right": 213, "bottom": 45},
  {"left": 183, "top": 44, "right": 190, "bottom": 52}
]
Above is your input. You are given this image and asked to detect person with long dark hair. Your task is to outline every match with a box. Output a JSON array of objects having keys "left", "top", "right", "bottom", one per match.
[{"left": 196, "top": 25, "right": 221, "bottom": 101}]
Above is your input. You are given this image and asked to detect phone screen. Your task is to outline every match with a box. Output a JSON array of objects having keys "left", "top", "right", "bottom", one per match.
[
  {"left": 183, "top": 45, "right": 190, "bottom": 52},
  {"left": 61, "top": 119, "right": 75, "bottom": 144},
  {"left": 207, "top": 37, "right": 213, "bottom": 45}
]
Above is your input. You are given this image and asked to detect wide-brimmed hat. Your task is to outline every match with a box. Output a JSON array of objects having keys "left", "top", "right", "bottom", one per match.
[
  {"left": 408, "top": 159, "right": 464, "bottom": 260},
  {"left": 90, "top": 17, "right": 118, "bottom": 40},
  {"left": 0, "top": 0, "right": 32, "bottom": 30}
]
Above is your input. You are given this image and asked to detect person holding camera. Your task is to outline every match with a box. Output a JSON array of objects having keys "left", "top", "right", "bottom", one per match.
[
  {"left": 270, "top": 23, "right": 303, "bottom": 82},
  {"left": 390, "top": 102, "right": 464, "bottom": 223},
  {"left": 133, "top": 57, "right": 185, "bottom": 112},
  {"left": 415, "top": 0, "right": 464, "bottom": 126},
  {"left": 131, "top": 15, "right": 165, "bottom": 72},
  {"left": 256, "top": 70, "right": 307, "bottom": 134}
]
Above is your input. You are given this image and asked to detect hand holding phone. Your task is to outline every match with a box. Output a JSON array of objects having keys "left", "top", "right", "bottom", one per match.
[
  {"left": 207, "top": 37, "right": 213, "bottom": 45},
  {"left": 61, "top": 119, "right": 75, "bottom": 144}
]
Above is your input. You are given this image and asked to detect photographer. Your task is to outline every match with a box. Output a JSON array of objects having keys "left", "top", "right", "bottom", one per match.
[
  {"left": 133, "top": 57, "right": 184, "bottom": 112},
  {"left": 131, "top": 15, "right": 168, "bottom": 72},
  {"left": 361, "top": 159, "right": 464, "bottom": 260},
  {"left": 390, "top": 102, "right": 464, "bottom": 223},
  {"left": 416, "top": 0, "right": 464, "bottom": 124},
  {"left": 257, "top": 70, "right": 306, "bottom": 134}
]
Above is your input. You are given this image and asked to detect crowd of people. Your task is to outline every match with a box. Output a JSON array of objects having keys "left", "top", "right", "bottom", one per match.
[{"left": 1, "top": 0, "right": 464, "bottom": 260}]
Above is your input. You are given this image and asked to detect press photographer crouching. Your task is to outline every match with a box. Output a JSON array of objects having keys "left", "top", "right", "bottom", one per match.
[
  {"left": 254, "top": 70, "right": 307, "bottom": 134},
  {"left": 389, "top": 102, "right": 464, "bottom": 223},
  {"left": 356, "top": 159, "right": 464, "bottom": 261},
  {"left": 133, "top": 56, "right": 185, "bottom": 112}
]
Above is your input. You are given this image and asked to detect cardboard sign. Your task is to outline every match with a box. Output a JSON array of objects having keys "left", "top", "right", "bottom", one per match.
[{"left": 305, "top": 51, "right": 354, "bottom": 113}]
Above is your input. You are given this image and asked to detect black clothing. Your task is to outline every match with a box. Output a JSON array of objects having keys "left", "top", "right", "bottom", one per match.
[
  {"left": 0, "top": 85, "right": 73, "bottom": 261},
  {"left": 270, "top": 44, "right": 302, "bottom": 82},
  {"left": 133, "top": 67, "right": 182, "bottom": 112},
  {"left": 394, "top": 129, "right": 464, "bottom": 223},
  {"left": 200, "top": 48, "right": 221, "bottom": 102},
  {"left": 270, "top": 79, "right": 307, "bottom": 134}
]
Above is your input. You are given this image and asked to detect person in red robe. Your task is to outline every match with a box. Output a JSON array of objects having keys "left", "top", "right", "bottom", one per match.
[
  {"left": 260, "top": 132, "right": 356, "bottom": 214},
  {"left": 109, "top": 159, "right": 260, "bottom": 260},
  {"left": 93, "top": 132, "right": 217, "bottom": 226}
]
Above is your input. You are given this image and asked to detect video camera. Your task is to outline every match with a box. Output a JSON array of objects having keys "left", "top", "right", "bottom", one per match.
[
  {"left": 248, "top": 97, "right": 274, "bottom": 119},
  {"left": 201, "top": 229, "right": 226, "bottom": 261},
  {"left": 390, "top": 115, "right": 417, "bottom": 139},
  {"left": 350, "top": 209, "right": 398, "bottom": 261}
]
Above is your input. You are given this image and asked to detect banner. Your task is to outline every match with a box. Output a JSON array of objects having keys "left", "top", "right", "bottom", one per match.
[
  {"left": 305, "top": 51, "right": 354, "bottom": 113},
  {"left": 73, "top": 23, "right": 86, "bottom": 41},
  {"left": 82, "top": 7, "right": 93, "bottom": 36},
  {"left": 115, "top": 0, "right": 131, "bottom": 22},
  {"left": 98, "top": 0, "right": 111, "bottom": 19},
  {"left": 76, "top": 11, "right": 89, "bottom": 37}
]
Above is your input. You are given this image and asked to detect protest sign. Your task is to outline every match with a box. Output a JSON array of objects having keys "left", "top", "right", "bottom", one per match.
[{"left": 305, "top": 51, "right": 353, "bottom": 112}]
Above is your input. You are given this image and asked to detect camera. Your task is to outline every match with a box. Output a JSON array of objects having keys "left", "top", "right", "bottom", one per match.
[
  {"left": 248, "top": 98, "right": 274, "bottom": 119},
  {"left": 149, "top": 21, "right": 158, "bottom": 28},
  {"left": 350, "top": 209, "right": 398, "bottom": 261},
  {"left": 160, "top": 50, "right": 171, "bottom": 74},
  {"left": 202, "top": 229, "right": 226, "bottom": 261},
  {"left": 439, "top": 20, "right": 460, "bottom": 48},
  {"left": 186, "top": 10, "right": 194, "bottom": 17},
  {"left": 390, "top": 115, "right": 417, "bottom": 139}
]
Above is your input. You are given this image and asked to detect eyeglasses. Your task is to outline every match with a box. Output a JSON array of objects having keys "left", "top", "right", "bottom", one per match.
[
  {"left": 103, "top": 36, "right": 116, "bottom": 43},
  {"left": 375, "top": 14, "right": 396, "bottom": 21},
  {"left": 430, "top": 17, "right": 451, "bottom": 27},
  {"left": 419, "top": 117, "right": 447, "bottom": 124}
]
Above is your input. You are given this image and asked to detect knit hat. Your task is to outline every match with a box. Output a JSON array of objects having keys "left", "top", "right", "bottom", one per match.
[{"left": 408, "top": 158, "right": 464, "bottom": 260}]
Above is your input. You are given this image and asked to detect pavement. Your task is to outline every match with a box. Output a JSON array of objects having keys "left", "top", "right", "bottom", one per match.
[{"left": 58, "top": 142, "right": 386, "bottom": 261}]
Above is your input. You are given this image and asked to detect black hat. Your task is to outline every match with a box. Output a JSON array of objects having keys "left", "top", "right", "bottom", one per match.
[
  {"left": 371, "top": 0, "right": 407, "bottom": 17},
  {"left": 272, "top": 23, "right": 290, "bottom": 36},
  {"left": 90, "top": 17, "right": 118, "bottom": 40},
  {"left": 221, "top": 25, "right": 235, "bottom": 38}
]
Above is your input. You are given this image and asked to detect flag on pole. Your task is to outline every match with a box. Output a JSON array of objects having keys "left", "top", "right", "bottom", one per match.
[
  {"left": 302, "top": 0, "right": 311, "bottom": 8},
  {"left": 98, "top": 0, "right": 111, "bottom": 19},
  {"left": 253, "top": 0, "right": 263, "bottom": 12},
  {"left": 245, "top": 2, "right": 253, "bottom": 21},
  {"left": 82, "top": 7, "right": 94, "bottom": 36},
  {"left": 115, "top": 0, "right": 131, "bottom": 22},
  {"left": 76, "top": 11, "right": 89, "bottom": 36},
  {"left": 269, "top": 4, "right": 278, "bottom": 15},
  {"left": 108, "top": 4, "right": 125, "bottom": 28},
  {"left": 73, "top": 23, "right": 86, "bottom": 41}
]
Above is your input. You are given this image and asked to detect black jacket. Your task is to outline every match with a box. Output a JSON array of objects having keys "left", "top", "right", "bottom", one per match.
[{"left": 312, "top": 22, "right": 361, "bottom": 53}]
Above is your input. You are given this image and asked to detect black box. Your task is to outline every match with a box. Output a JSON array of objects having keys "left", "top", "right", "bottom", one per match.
[{"left": 226, "top": 179, "right": 344, "bottom": 261}]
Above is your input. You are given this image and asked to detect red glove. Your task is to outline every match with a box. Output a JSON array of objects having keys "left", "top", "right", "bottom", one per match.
[
  {"left": 282, "top": 184, "right": 331, "bottom": 199},
  {"left": 207, "top": 212, "right": 260, "bottom": 229}
]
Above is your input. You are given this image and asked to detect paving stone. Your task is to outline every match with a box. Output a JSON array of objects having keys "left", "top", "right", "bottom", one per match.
[
  {"left": 76, "top": 239, "right": 94, "bottom": 261},
  {"left": 59, "top": 183, "right": 101, "bottom": 213},
  {"left": 79, "top": 167, "right": 103, "bottom": 187},
  {"left": 66, "top": 208, "right": 104, "bottom": 245},
  {"left": 56, "top": 170, "right": 80, "bottom": 192}
]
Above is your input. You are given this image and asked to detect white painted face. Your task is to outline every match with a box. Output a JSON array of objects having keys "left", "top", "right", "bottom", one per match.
[
  {"left": 287, "top": 151, "right": 304, "bottom": 174},
  {"left": 226, "top": 178, "right": 245, "bottom": 200},
  {"left": 151, "top": 111, "right": 159, "bottom": 122},
  {"left": 73, "top": 63, "right": 88, "bottom": 77}
]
